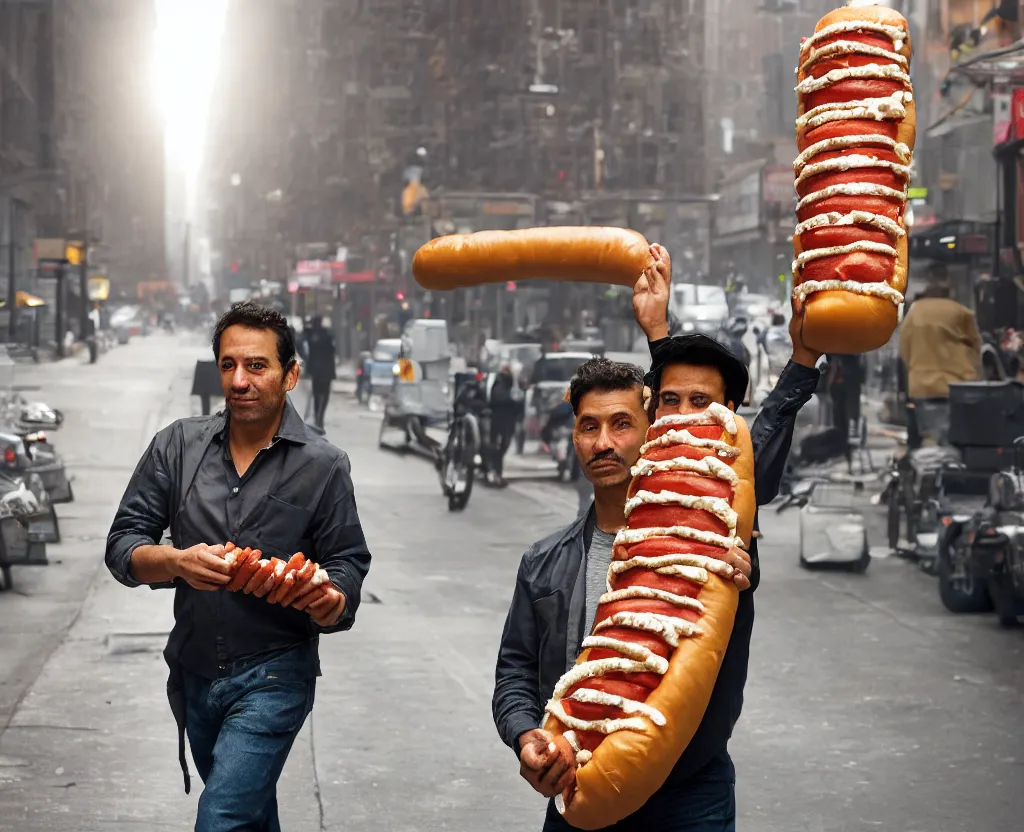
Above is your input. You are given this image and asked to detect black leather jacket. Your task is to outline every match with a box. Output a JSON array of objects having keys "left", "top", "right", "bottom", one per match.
[{"left": 492, "top": 358, "right": 819, "bottom": 781}]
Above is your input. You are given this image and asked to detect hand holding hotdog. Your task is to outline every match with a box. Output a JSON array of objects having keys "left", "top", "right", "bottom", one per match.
[
  {"left": 518, "top": 729, "right": 576, "bottom": 799},
  {"left": 301, "top": 584, "right": 347, "bottom": 627},
  {"left": 171, "top": 543, "right": 232, "bottom": 591},
  {"left": 789, "top": 295, "right": 824, "bottom": 369},
  {"left": 632, "top": 244, "right": 672, "bottom": 341},
  {"left": 721, "top": 544, "right": 753, "bottom": 592}
]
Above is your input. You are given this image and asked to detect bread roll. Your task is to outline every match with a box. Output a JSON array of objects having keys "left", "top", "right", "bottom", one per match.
[
  {"left": 411, "top": 227, "right": 650, "bottom": 290},
  {"left": 792, "top": 5, "right": 915, "bottom": 354}
]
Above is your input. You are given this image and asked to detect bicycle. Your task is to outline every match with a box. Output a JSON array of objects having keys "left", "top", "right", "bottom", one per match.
[{"left": 437, "top": 373, "right": 486, "bottom": 512}]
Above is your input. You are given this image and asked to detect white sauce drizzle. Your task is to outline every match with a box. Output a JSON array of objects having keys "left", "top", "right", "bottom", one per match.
[
  {"left": 796, "top": 182, "right": 907, "bottom": 212},
  {"left": 799, "top": 20, "right": 908, "bottom": 55},
  {"left": 796, "top": 91, "right": 908, "bottom": 132},
  {"left": 799, "top": 40, "right": 908, "bottom": 73},
  {"left": 793, "top": 240, "right": 897, "bottom": 273},
  {"left": 795, "top": 155, "right": 910, "bottom": 189},
  {"left": 796, "top": 63, "right": 911, "bottom": 95},
  {"left": 794, "top": 278, "right": 904, "bottom": 305},
  {"left": 794, "top": 210, "right": 905, "bottom": 239},
  {"left": 615, "top": 524, "right": 740, "bottom": 551},
  {"left": 651, "top": 402, "right": 737, "bottom": 435},
  {"left": 581, "top": 635, "right": 670, "bottom": 674},
  {"left": 594, "top": 611, "right": 701, "bottom": 648},
  {"left": 639, "top": 429, "right": 740, "bottom": 459},
  {"left": 608, "top": 554, "right": 735, "bottom": 583},
  {"left": 598, "top": 585, "right": 707, "bottom": 613},
  {"left": 624, "top": 490, "right": 738, "bottom": 532},
  {"left": 793, "top": 134, "right": 911, "bottom": 171},
  {"left": 566, "top": 688, "right": 668, "bottom": 726},
  {"left": 632, "top": 455, "right": 739, "bottom": 485}
]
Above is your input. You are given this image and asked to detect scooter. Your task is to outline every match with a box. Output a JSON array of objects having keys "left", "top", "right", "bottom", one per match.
[{"left": 551, "top": 425, "right": 574, "bottom": 482}]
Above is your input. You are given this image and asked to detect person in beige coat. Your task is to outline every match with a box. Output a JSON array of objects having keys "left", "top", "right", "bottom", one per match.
[{"left": 899, "top": 265, "right": 982, "bottom": 445}]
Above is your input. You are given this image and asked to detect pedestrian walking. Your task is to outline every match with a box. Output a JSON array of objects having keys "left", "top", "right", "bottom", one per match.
[
  {"left": 105, "top": 301, "right": 371, "bottom": 832},
  {"left": 488, "top": 365, "right": 519, "bottom": 486},
  {"left": 304, "top": 317, "right": 337, "bottom": 429}
]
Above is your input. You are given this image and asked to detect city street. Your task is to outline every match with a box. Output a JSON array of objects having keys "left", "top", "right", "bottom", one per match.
[{"left": 0, "top": 334, "right": 1022, "bottom": 831}]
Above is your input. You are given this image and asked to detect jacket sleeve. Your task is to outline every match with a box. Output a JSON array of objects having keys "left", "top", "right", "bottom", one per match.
[
  {"left": 105, "top": 428, "right": 177, "bottom": 589},
  {"left": 749, "top": 360, "right": 820, "bottom": 505},
  {"left": 492, "top": 551, "right": 544, "bottom": 757},
  {"left": 309, "top": 453, "right": 372, "bottom": 634}
]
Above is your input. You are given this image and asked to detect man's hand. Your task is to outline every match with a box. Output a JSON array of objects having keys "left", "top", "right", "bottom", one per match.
[
  {"left": 633, "top": 244, "right": 672, "bottom": 341},
  {"left": 518, "top": 729, "right": 576, "bottom": 798},
  {"left": 721, "top": 544, "right": 752, "bottom": 591},
  {"left": 789, "top": 295, "right": 823, "bottom": 368},
  {"left": 169, "top": 543, "right": 232, "bottom": 591},
  {"left": 295, "top": 583, "right": 347, "bottom": 627}
]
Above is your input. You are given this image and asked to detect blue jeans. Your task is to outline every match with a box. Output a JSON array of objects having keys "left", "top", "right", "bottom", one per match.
[
  {"left": 541, "top": 751, "right": 736, "bottom": 832},
  {"left": 183, "top": 649, "right": 317, "bottom": 832}
]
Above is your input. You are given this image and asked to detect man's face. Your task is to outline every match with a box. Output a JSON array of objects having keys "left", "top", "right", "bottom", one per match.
[
  {"left": 573, "top": 388, "right": 649, "bottom": 489},
  {"left": 218, "top": 325, "right": 299, "bottom": 424},
  {"left": 654, "top": 363, "right": 728, "bottom": 419}
]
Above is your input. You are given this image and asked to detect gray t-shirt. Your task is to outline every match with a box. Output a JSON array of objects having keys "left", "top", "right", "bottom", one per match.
[{"left": 583, "top": 528, "right": 617, "bottom": 638}]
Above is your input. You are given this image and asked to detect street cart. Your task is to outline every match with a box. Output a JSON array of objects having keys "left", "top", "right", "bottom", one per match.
[
  {"left": 777, "top": 475, "right": 872, "bottom": 572},
  {"left": 378, "top": 319, "right": 451, "bottom": 457}
]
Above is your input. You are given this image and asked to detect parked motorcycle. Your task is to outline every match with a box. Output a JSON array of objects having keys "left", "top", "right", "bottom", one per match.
[{"left": 937, "top": 437, "right": 1024, "bottom": 625}]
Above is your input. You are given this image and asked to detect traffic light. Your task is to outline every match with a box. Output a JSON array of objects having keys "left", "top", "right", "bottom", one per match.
[{"left": 65, "top": 243, "right": 84, "bottom": 266}]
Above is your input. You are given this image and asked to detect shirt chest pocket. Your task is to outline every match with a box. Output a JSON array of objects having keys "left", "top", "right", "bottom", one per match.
[{"left": 252, "top": 495, "right": 314, "bottom": 560}]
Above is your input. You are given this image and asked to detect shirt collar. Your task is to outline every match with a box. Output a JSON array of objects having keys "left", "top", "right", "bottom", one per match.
[{"left": 214, "top": 396, "right": 310, "bottom": 446}]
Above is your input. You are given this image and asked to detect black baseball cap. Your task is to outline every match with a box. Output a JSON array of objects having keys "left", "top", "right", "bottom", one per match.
[{"left": 645, "top": 333, "right": 750, "bottom": 409}]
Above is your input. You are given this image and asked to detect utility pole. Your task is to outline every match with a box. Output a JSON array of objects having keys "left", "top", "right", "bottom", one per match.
[
  {"left": 7, "top": 199, "right": 27, "bottom": 342},
  {"left": 78, "top": 230, "right": 90, "bottom": 340},
  {"left": 183, "top": 222, "right": 191, "bottom": 287}
]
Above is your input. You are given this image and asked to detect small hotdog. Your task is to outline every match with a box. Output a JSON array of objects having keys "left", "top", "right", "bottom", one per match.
[
  {"left": 412, "top": 227, "right": 651, "bottom": 291},
  {"left": 279, "top": 559, "right": 318, "bottom": 607},
  {"left": 226, "top": 548, "right": 263, "bottom": 592}
]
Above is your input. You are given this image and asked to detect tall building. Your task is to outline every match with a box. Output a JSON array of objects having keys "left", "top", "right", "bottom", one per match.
[{"left": 1, "top": 0, "right": 167, "bottom": 346}]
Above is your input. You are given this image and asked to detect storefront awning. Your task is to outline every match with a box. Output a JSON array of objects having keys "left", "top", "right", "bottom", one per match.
[{"left": 947, "top": 38, "right": 1024, "bottom": 83}]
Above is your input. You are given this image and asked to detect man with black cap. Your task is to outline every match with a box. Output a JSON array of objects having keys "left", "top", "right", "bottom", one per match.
[{"left": 493, "top": 245, "right": 823, "bottom": 831}]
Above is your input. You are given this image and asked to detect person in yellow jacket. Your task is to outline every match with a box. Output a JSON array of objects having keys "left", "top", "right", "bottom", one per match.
[{"left": 899, "top": 264, "right": 982, "bottom": 445}]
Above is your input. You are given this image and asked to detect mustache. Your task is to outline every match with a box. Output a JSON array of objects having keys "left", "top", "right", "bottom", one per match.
[{"left": 588, "top": 449, "right": 627, "bottom": 468}]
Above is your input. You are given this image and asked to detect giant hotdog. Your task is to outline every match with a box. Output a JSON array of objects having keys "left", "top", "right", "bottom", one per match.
[
  {"left": 793, "top": 5, "right": 915, "bottom": 355},
  {"left": 543, "top": 403, "right": 756, "bottom": 829},
  {"left": 412, "top": 227, "right": 651, "bottom": 290}
]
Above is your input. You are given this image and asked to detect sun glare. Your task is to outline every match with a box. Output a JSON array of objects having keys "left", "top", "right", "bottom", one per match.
[{"left": 153, "top": 0, "right": 229, "bottom": 196}]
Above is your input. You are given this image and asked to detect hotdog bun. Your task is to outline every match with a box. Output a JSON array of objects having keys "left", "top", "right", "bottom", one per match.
[
  {"left": 411, "top": 227, "right": 651, "bottom": 290},
  {"left": 543, "top": 404, "right": 754, "bottom": 829},
  {"left": 793, "top": 5, "right": 914, "bottom": 355}
]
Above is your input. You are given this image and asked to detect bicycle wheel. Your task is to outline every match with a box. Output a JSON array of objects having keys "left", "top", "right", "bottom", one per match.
[{"left": 447, "top": 417, "right": 477, "bottom": 511}]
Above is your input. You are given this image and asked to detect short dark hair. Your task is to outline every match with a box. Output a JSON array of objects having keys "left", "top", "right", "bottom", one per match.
[
  {"left": 569, "top": 358, "right": 645, "bottom": 415},
  {"left": 212, "top": 302, "right": 297, "bottom": 370}
]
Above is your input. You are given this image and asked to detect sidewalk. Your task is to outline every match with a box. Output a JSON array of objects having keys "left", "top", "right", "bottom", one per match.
[{"left": 0, "top": 332, "right": 319, "bottom": 831}]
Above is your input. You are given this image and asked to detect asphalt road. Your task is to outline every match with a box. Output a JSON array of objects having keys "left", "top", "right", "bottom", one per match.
[{"left": 0, "top": 335, "right": 1021, "bottom": 831}]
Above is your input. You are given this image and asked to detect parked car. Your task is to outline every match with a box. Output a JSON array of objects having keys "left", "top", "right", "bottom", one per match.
[
  {"left": 358, "top": 338, "right": 404, "bottom": 404},
  {"left": 670, "top": 283, "right": 730, "bottom": 336}
]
